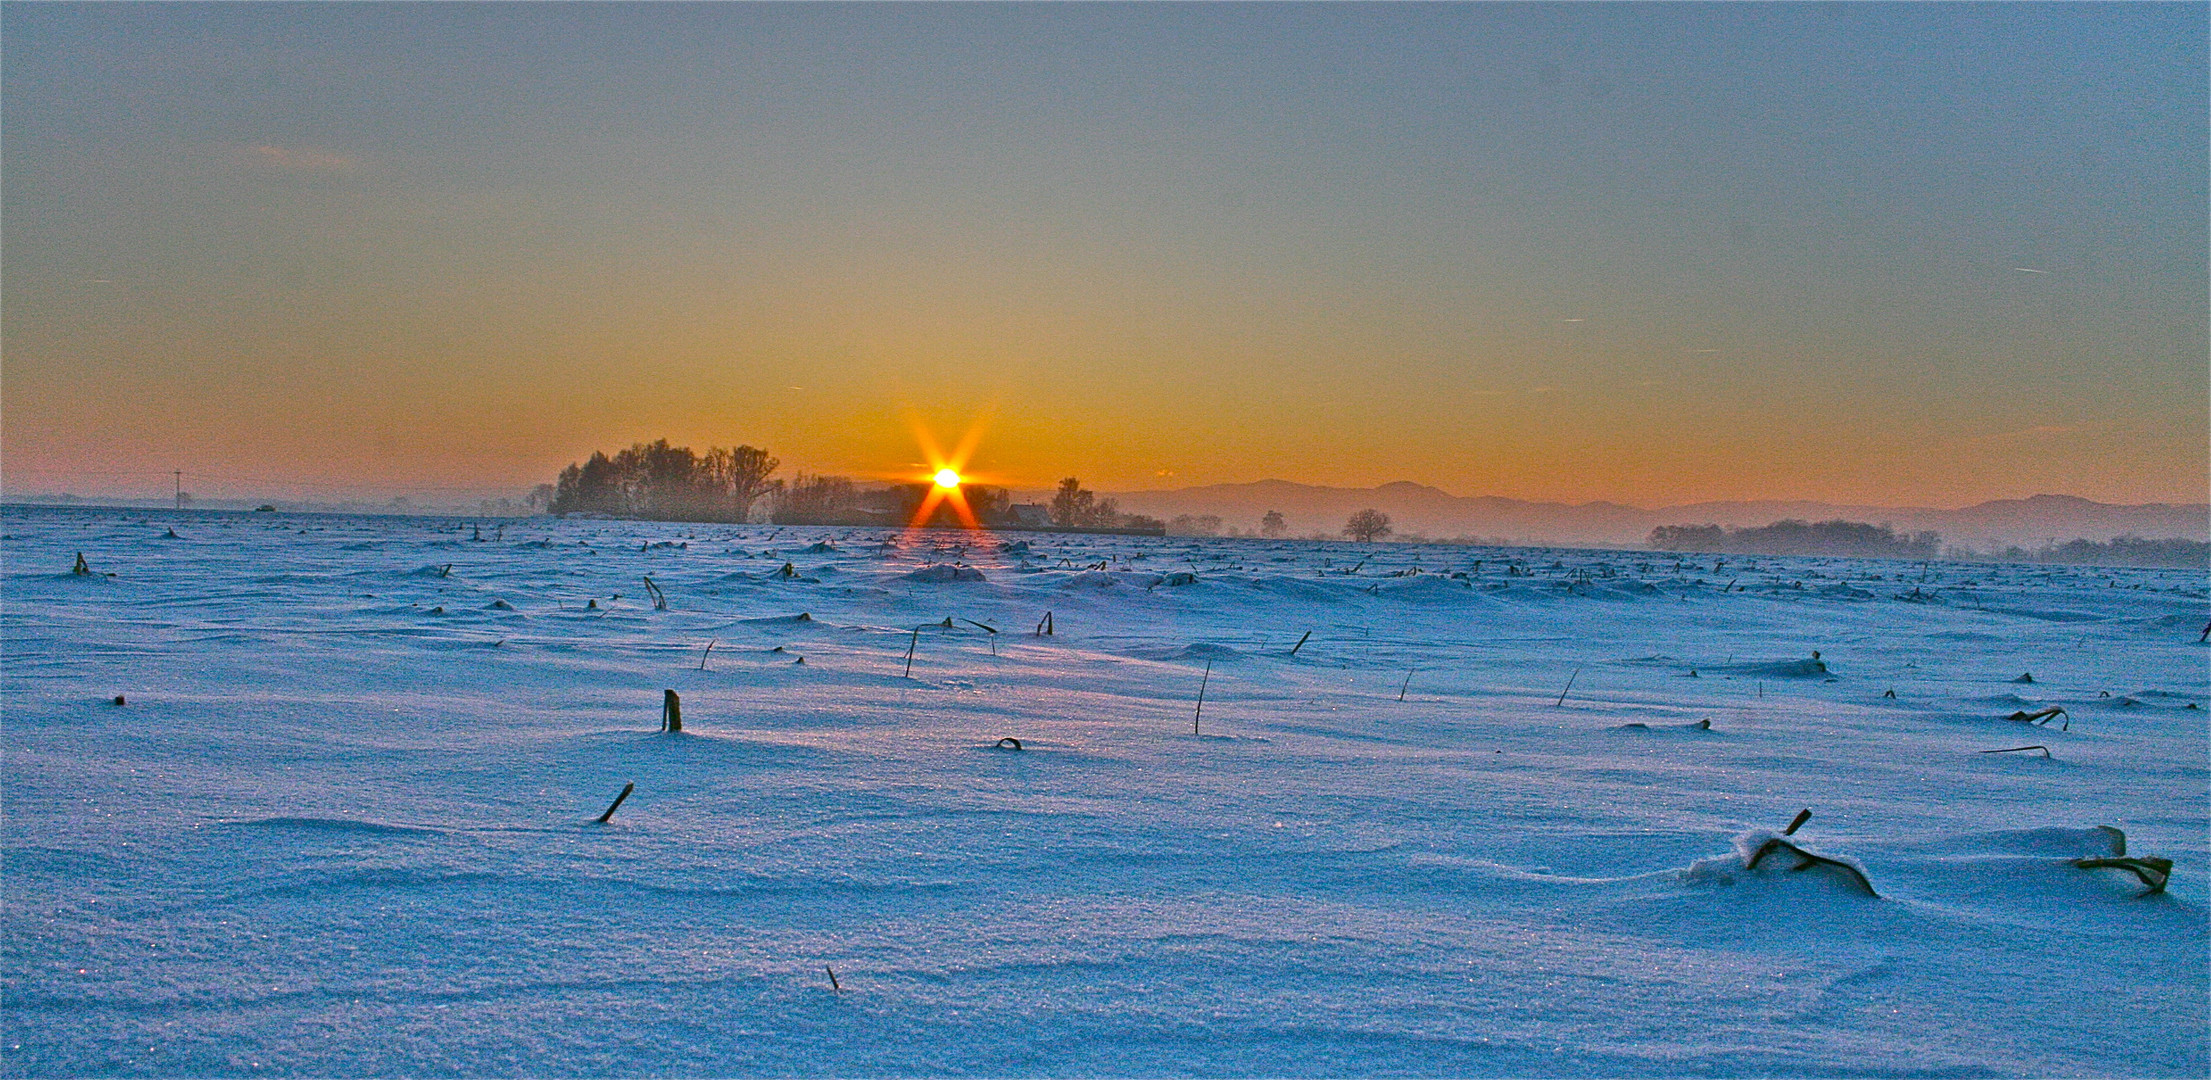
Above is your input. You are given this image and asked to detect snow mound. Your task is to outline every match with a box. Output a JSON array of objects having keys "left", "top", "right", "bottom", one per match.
[
  {"left": 1131, "top": 642, "right": 1247, "bottom": 664},
  {"left": 1718, "top": 657, "right": 1832, "bottom": 678},
  {"left": 224, "top": 816, "right": 442, "bottom": 837},
  {"left": 1059, "top": 569, "right": 1153, "bottom": 588},
  {"left": 1613, "top": 718, "right": 1714, "bottom": 733},
  {"left": 1374, "top": 576, "right": 1478, "bottom": 602},
  {"left": 2131, "top": 688, "right": 2200, "bottom": 701},
  {"left": 1243, "top": 576, "right": 1352, "bottom": 603},
  {"left": 903, "top": 565, "right": 987, "bottom": 583},
  {"left": 1890, "top": 826, "right": 2124, "bottom": 860},
  {"left": 1681, "top": 830, "right": 1877, "bottom": 897}
]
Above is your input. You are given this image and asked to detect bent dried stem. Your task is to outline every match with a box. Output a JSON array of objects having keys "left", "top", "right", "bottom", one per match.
[
  {"left": 2007, "top": 706, "right": 2069, "bottom": 730},
  {"left": 1743, "top": 836, "right": 1879, "bottom": 897},
  {"left": 2073, "top": 856, "right": 2171, "bottom": 893}
]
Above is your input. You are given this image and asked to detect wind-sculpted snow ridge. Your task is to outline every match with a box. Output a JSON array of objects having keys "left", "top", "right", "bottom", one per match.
[
  {"left": 1714, "top": 657, "right": 1833, "bottom": 679},
  {"left": 1126, "top": 642, "right": 1249, "bottom": 663},
  {"left": 1, "top": 505, "right": 2205, "bottom": 1077}
]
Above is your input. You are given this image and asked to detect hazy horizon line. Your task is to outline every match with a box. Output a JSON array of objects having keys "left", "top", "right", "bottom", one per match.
[{"left": 6, "top": 475, "right": 2203, "bottom": 515}]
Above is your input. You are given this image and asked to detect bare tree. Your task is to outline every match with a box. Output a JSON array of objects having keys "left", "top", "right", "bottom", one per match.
[
  {"left": 720, "top": 445, "right": 780, "bottom": 521},
  {"left": 1344, "top": 508, "right": 1393, "bottom": 543},
  {"left": 1052, "top": 478, "right": 1096, "bottom": 527},
  {"left": 776, "top": 473, "right": 857, "bottom": 523}
]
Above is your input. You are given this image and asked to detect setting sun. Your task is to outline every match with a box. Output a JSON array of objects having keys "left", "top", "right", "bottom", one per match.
[{"left": 932, "top": 468, "right": 961, "bottom": 489}]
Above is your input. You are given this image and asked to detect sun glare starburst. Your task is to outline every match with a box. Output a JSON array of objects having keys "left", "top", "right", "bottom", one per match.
[{"left": 904, "top": 415, "right": 993, "bottom": 531}]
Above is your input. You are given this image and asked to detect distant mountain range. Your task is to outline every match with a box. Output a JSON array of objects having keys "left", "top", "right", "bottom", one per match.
[{"left": 1066, "top": 481, "right": 2208, "bottom": 550}]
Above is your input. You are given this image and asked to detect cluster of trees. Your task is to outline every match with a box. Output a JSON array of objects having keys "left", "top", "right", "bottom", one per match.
[
  {"left": 774, "top": 473, "right": 860, "bottom": 524},
  {"left": 549, "top": 441, "right": 779, "bottom": 522},
  {"left": 1050, "top": 478, "right": 1117, "bottom": 527},
  {"left": 1161, "top": 508, "right": 1387, "bottom": 541},
  {"left": 1649, "top": 520, "right": 1941, "bottom": 559},
  {"left": 1970, "top": 536, "right": 2208, "bottom": 569},
  {"left": 1050, "top": 479, "right": 1161, "bottom": 531}
]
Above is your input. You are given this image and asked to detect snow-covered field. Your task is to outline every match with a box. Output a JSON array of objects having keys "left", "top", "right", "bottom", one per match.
[{"left": 5, "top": 505, "right": 2205, "bottom": 1077}]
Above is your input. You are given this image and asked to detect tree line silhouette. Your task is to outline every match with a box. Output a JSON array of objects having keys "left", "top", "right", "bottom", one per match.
[
  {"left": 1976, "top": 536, "right": 2208, "bottom": 569},
  {"left": 1649, "top": 520, "right": 1942, "bottom": 558},
  {"left": 550, "top": 441, "right": 780, "bottom": 522}
]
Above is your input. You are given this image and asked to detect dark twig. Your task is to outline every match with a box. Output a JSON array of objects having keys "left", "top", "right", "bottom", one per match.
[
  {"left": 903, "top": 627, "right": 920, "bottom": 678},
  {"left": 1784, "top": 809, "right": 1812, "bottom": 836},
  {"left": 965, "top": 620, "right": 999, "bottom": 656},
  {"left": 1194, "top": 660, "right": 1211, "bottom": 735},
  {"left": 662, "top": 689, "right": 682, "bottom": 733},
  {"left": 1290, "top": 630, "right": 1312, "bottom": 656},
  {"left": 1980, "top": 745, "right": 2051, "bottom": 758},
  {"left": 595, "top": 782, "right": 635, "bottom": 823},
  {"left": 1555, "top": 666, "right": 1582, "bottom": 708}
]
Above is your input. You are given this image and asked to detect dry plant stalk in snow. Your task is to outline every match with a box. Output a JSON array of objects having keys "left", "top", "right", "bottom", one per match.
[
  {"left": 1555, "top": 667, "right": 1582, "bottom": 708},
  {"left": 2073, "top": 827, "right": 2173, "bottom": 893},
  {"left": 2074, "top": 856, "right": 2172, "bottom": 892},
  {"left": 595, "top": 782, "right": 635, "bottom": 824},
  {"left": 1742, "top": 835, "right": 1880, "bottom": 898},
  {"left": 1194, "top": 660, "right": 1211, "bottom": 735}
]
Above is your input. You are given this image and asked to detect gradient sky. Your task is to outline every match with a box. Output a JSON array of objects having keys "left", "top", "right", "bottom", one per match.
[{"left": 5, "top": 2, "right": 2205, "bottom": 507}]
